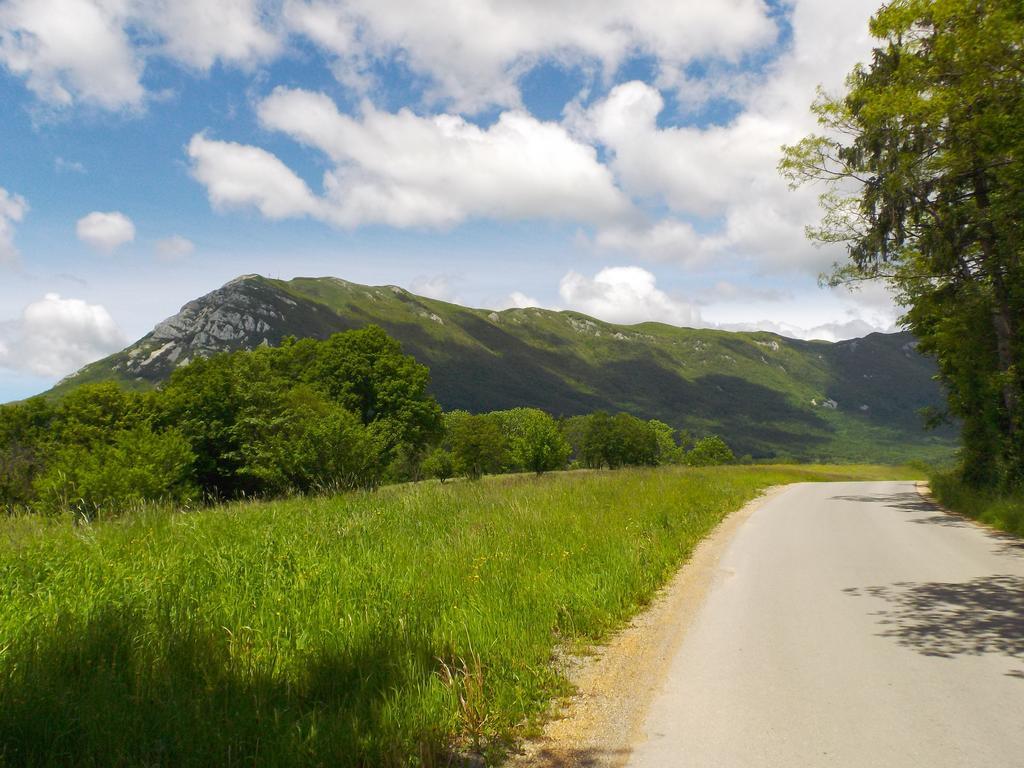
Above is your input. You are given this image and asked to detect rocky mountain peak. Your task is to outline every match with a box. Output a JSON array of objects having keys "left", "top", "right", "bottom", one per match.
[{"left": 112, "top": 276, "right": 326, "bottom": 382}]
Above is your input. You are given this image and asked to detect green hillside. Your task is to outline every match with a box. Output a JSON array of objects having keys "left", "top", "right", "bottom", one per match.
[{"left": 53, "top": 274, "right": 955, "bottom": 463}]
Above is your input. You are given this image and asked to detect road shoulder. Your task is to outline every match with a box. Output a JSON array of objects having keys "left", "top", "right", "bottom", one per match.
[{"left": 510, "top": 484, "right": 790, "bottom": 768}]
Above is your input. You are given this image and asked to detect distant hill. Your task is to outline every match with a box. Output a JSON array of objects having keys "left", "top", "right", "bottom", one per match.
[{"left": 53, "top": 274, "right": 955, "bottom": 463}]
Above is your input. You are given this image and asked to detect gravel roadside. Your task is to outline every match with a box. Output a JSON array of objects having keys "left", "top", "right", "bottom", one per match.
[{"left": 509, "top": 486, "right": 788, "bottom": 768}]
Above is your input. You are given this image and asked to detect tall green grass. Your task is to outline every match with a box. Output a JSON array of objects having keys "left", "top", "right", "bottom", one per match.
[
  {"left": 0, "top": 464, "right": 910, "bottom": 766},
  {"left": 929, "top": 471, "right": 1024, "bottom": 537}
]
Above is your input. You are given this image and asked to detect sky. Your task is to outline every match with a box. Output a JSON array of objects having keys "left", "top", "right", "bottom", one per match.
[{"left": 0, "top": 0, "right": 903, "bottom": 403}]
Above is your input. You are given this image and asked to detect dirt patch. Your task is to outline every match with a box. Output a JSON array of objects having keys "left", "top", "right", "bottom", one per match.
[{"left": 508, "top": 485, "right": 787, "bottom": 768}]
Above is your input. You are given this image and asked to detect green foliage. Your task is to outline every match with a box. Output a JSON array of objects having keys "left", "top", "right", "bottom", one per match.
[
  {"left": 234, "top": 386, "right": 384, "bottom": 494},
  {"left": 1, "top": 385, "right": 181, "bottom": 514},
  {"left": 685, "top": 435, "right": 736, "bottom": 467},
  {"left": 421, "top": 447, "right": 455, "bottom": 483},
  {"left": 32, "top": 425, "right": 196, "bottom": 517},
  {"left": 494, "top": 408, "right": 571, "bottom": 474},
  {"left": 0, "top": 397, "right": 56, "bottom": 506},
  {"left": 50, "top": 381, "right": 149, "bottom": 445},
  {"left": 2, "top": 328, "right": 441, "bottom": 513},
  {"left": 157, "top": 327, "right": 441, "bottom": 498},
  {"left": 156, "top": 349, "right": 275, "bottom": 497},
  {"left": 291, "top": 326, "right": 443, "bottom": 457},
  {"left": 383, "top": 443, "right": 427, "bottom": 484},
  {"left": 930, "top": 469, "right": 1024, "bottom": 538},
  {"left": 447, "top": 412, "right": 507, "bottom": 479},
  {"left": 781, "top": 0, "right": 1024, "bottom": 488},
  {"left": 649, "top": 419, "right": 685, "bottom": 465},
  {"left": 0, "top": 464, "right": 909, "bottom": 766},
  {"left": 579, "top": 412, "right": 659, "bottom": 469}
]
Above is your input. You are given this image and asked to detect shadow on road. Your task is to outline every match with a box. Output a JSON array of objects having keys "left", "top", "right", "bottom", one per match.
[
  {"left": 843, "top": 575, "right": 1024, "bottom": 664},
  {"left": 830, "top": 490, "right": 1024, "bottom": 554},
  {"left": 994, "top": 539, "right": 1024, "bottom": 559},
  {"left": 829, "top": 491, "right": 940, "bottom": 516}
]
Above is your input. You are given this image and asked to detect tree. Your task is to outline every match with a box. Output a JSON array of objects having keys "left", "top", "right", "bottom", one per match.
[
  {"left": 421, "top": 447, "right": 455, "bottom": 483},
  {"left": 495, "top": 408, "right": 571, "bottom": 474},
  {"left": 579, "top": 412, "right": 659, "bottom": 469},
  {"left": 50, "top": 382, "right": 149, "bottom": 446},
  {"left": 234, "top": 385, "right": 383, "bottom": 495},
  {"left": 649, "top": 419, "right": 684, "bottom": 465},
  {"left": 685, "top": 436, "right": 735, "bottom": 467},
  {"left": 157, "top": 327, "right": 441, "bottom": 497},
  {"left": 559, "top": 415, "right": 590, "bottom": 466},
  {"left": 447, "top": 413, "right": 507, "bottom": 479},
  {"left": 579, "top": 412, "right": 615, "bottom": 468},
  {"left": 156, "top": 350, "right": 276, "bottom": 497},
  {"left": 0, "top": 397, "right": 56, "bottom": 507},
  {"left": 293, "top": 326, "right": 443, "bottom": 458},
  {"left": 781, "top": 0, "right": 1024, "bottom": 488}
]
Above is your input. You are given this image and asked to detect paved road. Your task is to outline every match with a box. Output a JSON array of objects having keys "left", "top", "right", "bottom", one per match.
[{"left": 627, "top": 481, "right": 1024, "bottom": 768}]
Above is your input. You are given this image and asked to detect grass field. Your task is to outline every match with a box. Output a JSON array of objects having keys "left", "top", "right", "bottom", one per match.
[
  {"left": 929, "top": 471, "right": 1024, "bottom": 538},
  {"left": 0, "top": 464, "right": 914, "bottom": 767}
]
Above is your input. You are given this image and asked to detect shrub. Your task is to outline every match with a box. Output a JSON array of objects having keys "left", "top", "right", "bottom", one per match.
[
  {"left": 236, "top": 386, "right": 383, "bottom": 495},
  {"left": 32, "top": 425, "right": 197, "bottom": 517},
  {"left": 421, "top": 448, "right": 455, "bottom": 483},
  {"left": 495, "top": 408, "right": 571, "bottom": 474},
  {"left": 685, "top": 436, "right": 735, "bottom": 466}
]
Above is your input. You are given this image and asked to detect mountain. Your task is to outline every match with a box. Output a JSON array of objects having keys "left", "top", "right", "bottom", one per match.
[{"left": 54, "top": 274, "right": 956, "bottom": 463}]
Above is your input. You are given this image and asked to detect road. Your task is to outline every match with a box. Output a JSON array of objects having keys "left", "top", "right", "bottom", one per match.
[{"left": 627, "top": 481, "right": 1024, "bottom": 768}]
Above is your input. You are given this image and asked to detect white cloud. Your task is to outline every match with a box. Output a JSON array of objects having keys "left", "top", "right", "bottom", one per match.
[
  {"left": 576, "top": 79, "right": 823, "bottom": 270},
  {"left": 491, "top": 290, "right": 542, "bottom": 310},
  {"left": 559, "top": 266, "right": 702, "bottom": 327},
  {"left": 507, "top": 291, "right": 540, "bottom": 309},
  {"left": 703, "top": 280, "right": 901, "bottom": 341},
  {"left": 76, "top": 210, "right": 135, "bottom": 253},
  {"left": 1, "top": 0, "right": 777, "bottom": 113},
  {"left": 718, "top": 317, "right": 892, "bottom": 343},
  {"left": 259, "top": 87, "right": 633, "bottom": 227},
  {"left": 517, "top": 267, "right": 897, "bottom": 340},
  {"left": 283, "top": 0, "right": 778, "bottom": 111},
  {"left": 187, "top": 134, "right": 322, "bottom": 220},
  {"left": 190, "top": 87, "right": 632, "bottom": 229},
  {"left": 572, "top": 1, "right": 884, "bottom": 275},
  {"left": 155, "top": 235, "right": 195, "bottom": 262},
  {"left": 409, "top": 275, "right": 456, "bottom": 302},
  {"left": 54, "top": 157, "right": 87, "bottom": 174},
  {"left": 0, "top": 187, "right": 28, "bottom": 266},
  {"left": 0, "top": 0, "right": 144, "bottom": 109},
  {"left": 145, "top": 0, "right": 280, "bottom": 71},
  {"left": 0, "top": 0, "right": 277, "bottom": 110},
  {"left": 0, "top": 293, "right": 126, "bottom": 377},
  {"left": 593, "top": 219, "right": 705, "bottom": 264}
]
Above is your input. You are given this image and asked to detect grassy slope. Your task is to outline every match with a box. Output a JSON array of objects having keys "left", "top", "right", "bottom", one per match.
[
  {"left": 51, "top": 275, "right": 956, "bottom": 463},
  {"left": 0, "top": 464, "right": 914, "bottom": 767},
  {"left": 929, "top": 472, "right": 1024, "bottom": 537},
  {"left": 279, "top": 277, "right": 954, "bottom": 463}
]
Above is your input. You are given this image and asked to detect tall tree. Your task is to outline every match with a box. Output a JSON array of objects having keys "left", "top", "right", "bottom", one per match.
[
  {"left": 494, "top": 408, "right": 571, "bottom": 475},
  {"left": 780, "top": 0, "right": 1024, "bottom": 487}
]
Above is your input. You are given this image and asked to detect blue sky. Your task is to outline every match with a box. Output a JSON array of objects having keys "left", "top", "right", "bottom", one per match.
[{"left": 0, "top": 0, "right": 897, "bottom": 403}]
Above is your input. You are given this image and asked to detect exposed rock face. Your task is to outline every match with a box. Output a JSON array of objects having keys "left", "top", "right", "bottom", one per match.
[{"left": 110, "top": 275, "right": 345, "bottom": 382}]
